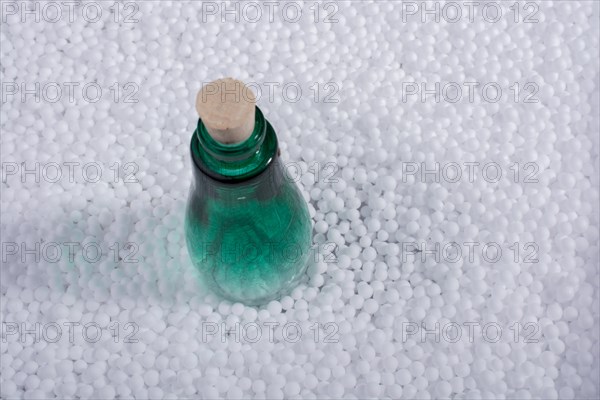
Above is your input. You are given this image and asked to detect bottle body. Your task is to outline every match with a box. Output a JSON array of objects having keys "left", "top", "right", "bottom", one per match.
[{"left": 185, "top": 108, "right": 311, "bottom": 305}]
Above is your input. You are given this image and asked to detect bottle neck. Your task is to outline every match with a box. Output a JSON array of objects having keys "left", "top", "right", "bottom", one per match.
[{"left": 191, "top": 106, "right": 278, "bottom": 182}]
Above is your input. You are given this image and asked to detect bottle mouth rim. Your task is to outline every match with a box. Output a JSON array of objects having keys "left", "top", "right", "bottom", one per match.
[
  {"left": 191, "top": 106, "right": 278, "bottom": 182},
  {"left": 197, "top": 106, "right": 266, "bottom": 161}
]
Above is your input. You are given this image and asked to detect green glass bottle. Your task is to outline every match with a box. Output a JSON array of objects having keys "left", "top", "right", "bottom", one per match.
[{"left": 185, "top": 105, "right": 312, "bottom": 305}]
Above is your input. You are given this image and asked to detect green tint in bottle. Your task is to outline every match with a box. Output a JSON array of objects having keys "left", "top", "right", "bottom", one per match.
[{"left": 185, "top": 78, "right": 312, "bottom": 305}]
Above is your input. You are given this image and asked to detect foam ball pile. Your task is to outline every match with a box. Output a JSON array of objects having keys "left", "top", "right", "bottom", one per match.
[{"left": 1, "top": 1, "right": 598, "bottom": 399}]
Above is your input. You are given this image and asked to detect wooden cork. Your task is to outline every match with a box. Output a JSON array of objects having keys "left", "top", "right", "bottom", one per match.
[{"left": 196, "top": 78, "right": 256, "bottom": 144}]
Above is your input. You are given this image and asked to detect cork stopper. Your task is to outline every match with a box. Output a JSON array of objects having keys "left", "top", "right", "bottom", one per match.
[{"left": 196, "top": 78, "right": 256, "bottom": 144}]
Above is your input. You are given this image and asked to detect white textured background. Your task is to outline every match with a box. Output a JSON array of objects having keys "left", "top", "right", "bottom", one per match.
[{"left": 1, "top": 1, "right": 599, "bottom": 399}]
